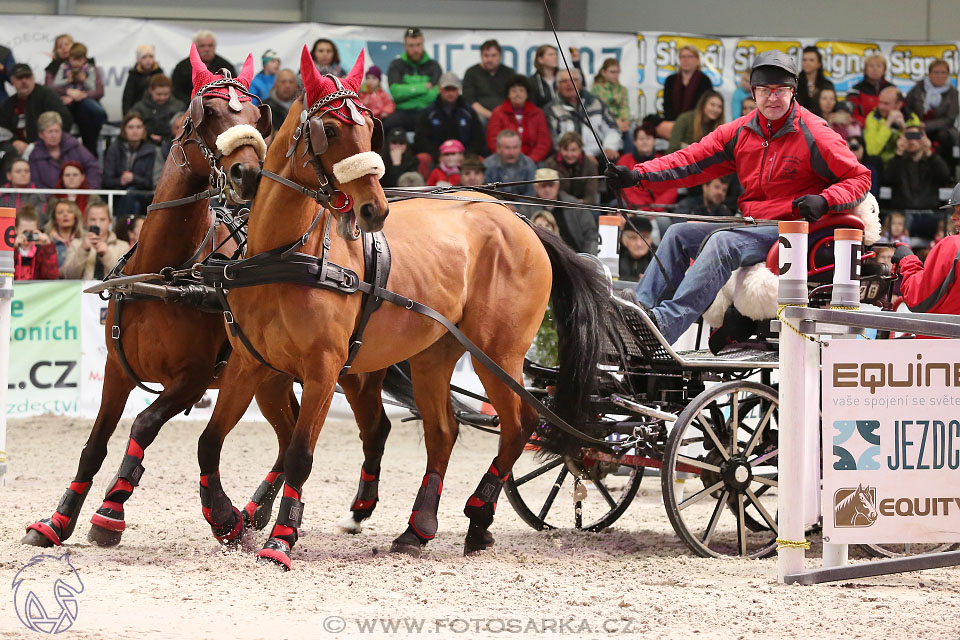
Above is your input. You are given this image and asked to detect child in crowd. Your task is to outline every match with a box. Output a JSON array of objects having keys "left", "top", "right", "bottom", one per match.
[
  {"left": 0, "top": 159, "right": 47, "bottom": 218},
  {"left": 14, "top": 206, "right": 58, "bottom": 280},
  {"left": 61, "top": 202, "right": 130, "bottom": 280},
  {"left": 882, "top": 211, "right": 910, "bottom": 243},
  {"left": 618, "top": 216, "right": 656, "bottom": 282},
  {"left": 531, "top": 210, "right": 559, "bottom": 234},
  {"left": 249, "top": 49, "right": 280, "bottom": 102},
  {"left": 459, "top": 154, "right": 485, "bottom": 187},
  {"left": 358, "top": 66, "right": 395, "bottom": 123},
  {"left": 397, "top": 171, "right": 426, "bottom": 188},
  {"left": 427, "top": 139, "right": 464, "bottom": 187}
]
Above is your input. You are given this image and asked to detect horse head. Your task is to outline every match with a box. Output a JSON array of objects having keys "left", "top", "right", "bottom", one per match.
[
  {"left": 175, "top": 43, "right": 271, "bottom": 204},
  {"left": 292, "top": 45, "right": 389, "bottom": 240},
  {"left": 856, "top": 484, "right": 878, "bottom": 520}
]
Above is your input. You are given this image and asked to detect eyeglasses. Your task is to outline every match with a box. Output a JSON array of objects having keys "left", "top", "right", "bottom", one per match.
[{"left": 754, "top": 86, "right": 794, "bottom": 99}]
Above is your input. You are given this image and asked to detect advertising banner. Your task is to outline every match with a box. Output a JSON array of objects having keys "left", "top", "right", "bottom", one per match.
[
  {"left": 7, "top": 281, "right": 82, "bottom": 417},
  {"left": 822, "top": 339, "right": 960, "bottom": 544}
]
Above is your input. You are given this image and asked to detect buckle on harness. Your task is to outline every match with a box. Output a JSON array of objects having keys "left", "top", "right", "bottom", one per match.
[
  {"left": 111, "top": 325, "right": 120, "bottom": 340},
  {"left": 223, "top": 311, "right": 234, "bottom": 324}
]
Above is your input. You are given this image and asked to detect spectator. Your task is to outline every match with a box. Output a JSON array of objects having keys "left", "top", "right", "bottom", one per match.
[
  {"left": 62, "top": 201, "right": 130, "bottom": 279},
  {"left": 0, "top": 42, "right": 14, "bottom": 101},
  {"left": 13, "top": 205, "right": 57, "bottom": 280},
  {"left": 796, "top": 46, "right": 834, "bottom": 115},
  {"left": 122, "top": 44, "right": 163, "bottom": 115},
  {"left": 171, "top": 31, "right": 235, "bottom": 104},
  {"left": 819, "top": 88, "right": 861, "bottom": 140},
  {"left": 460, "top": 154, "right": 485, "bottom": 187},
  {"left": 427, "top": 139, "right": 463, "bottom": 187},
  {"left": 591, "top": 58, "right": 631, "bottom": 137},
  {"left": 483, "top": 129, "right": 536, "bottom": 196},
  {"left": 731, "top": 71, "right": 751, "bottom": 122},
  {"left": 545, "top": 69, "right": 620, "bottom": 161},
  {"left": 462, "top": 39, "right": 513, "bottom": 122},
  {"left": 522, "top": 167, "right": 597, "bottom": 253},
  {"left": 0, "top": 64, "right": 73, "bottom": 155},
  {"left": 675, "top": 176, "right": 732, "bottom": 217},
  {"left": 310, "top": 38, "right": 344, "bottom": 77},
  {"left": 102, "top": 113, "right": 162, "bottom": 217},
  {"left": 44, "top": 198, "right": 83, "bottom": 268},
  {"left": 265, "top": 69, "right": 298, "bottom": 133},
  {"left": 846, "top": 134, "right": 878, "bottom": 196},
  {"left": 249, "top": 49, "right": 280, "bottom": 102},
  {"left": 846, "top": 53, "right": 894, "bottom": 128},
  {"left": 740, "top": 96, "right": 757, "bottom": 117},
  {"left": 124, "top": 214, "right": 145, "bottom": 245},
  {"left": 44, "top": 34, "right": 73, "bottom": 86},
  {"left": 358, "top": 66, "right": 395, "bottom": 124},
  {"left": 544, "top": 131, "right": 599, "bottom": 205},
  {"left": 530, "top": 209, "right": 559, "bottom": 234},
  {"left": 0, "top": 158, "right": 47, "bottom": 216},
  {"left": 384, "top": 27, "right": 442, "bottom": 133},
  {"left": 864, "top": 86, "right": 919, "bottom": 164},
  {"left": 51, "top": 42, "right": 106, "bottom": 153},
  {"left": 616, "top": 123, "right": 678, "bottom": 209},
  {"left": 885, "top": 124, "right": 950, "bottom": 239},
  {"left": 414, "top": 72, "right": 484, "bottom": 160},
  {"left": 529, "top": 45, "right": 559, "bottom": 108},
  {"left": 904, "top": 58, "right": 959, "bottom": 173},
  {"left": 662, "top": 46, "right": 713, "bottom": 126},
  {"left": 29, "top": 111, "right": 100, "bottom": 189},
  {"left": 380, "top": 126, "right": 419, "bottom": 188},
  {"left": 668, "top": 90, "right": 724, "bottom": 153},
  {"left": 881, "top": 210, "right": 910, "bottom": 244},
  {"left": 485, "top": 75, "right": 551, "bottom": 163},
  {"left": 55, "top": 161, "right": 94, "bottom": 216},
  {"left": 131, "top": 74, "right": 185, "bottom": 146},
  {"left": 397, "top": 171, "right": 425, "bottom": 188},
  {"left": 619, "top": 216, "right": 656, "bottom": 282}
]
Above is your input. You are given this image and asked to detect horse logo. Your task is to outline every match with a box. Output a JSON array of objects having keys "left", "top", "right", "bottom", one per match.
[
  {"left": 834, "top": 484, "right": 878, "bottom": 528},
  {"left": 11, "top": 553, "right": 84, "bottom": 634}
]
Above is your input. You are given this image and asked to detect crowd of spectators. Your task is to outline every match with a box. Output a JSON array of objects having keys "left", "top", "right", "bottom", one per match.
[{"left": 1, "top": 25, "right": 959, "bottom": 284}]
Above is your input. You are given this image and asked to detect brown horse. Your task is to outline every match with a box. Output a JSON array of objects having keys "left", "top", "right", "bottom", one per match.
[
  {"left": 22, "top": 46, "right": 297, "bottom": 549},
  {"left": 195, "top": 47, "right": 618, "bottom": 569}
]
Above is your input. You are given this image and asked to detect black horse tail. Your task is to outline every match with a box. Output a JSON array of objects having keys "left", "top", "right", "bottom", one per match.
[{"left": 531, "top": 224, "right": 623, "bottom": 435}]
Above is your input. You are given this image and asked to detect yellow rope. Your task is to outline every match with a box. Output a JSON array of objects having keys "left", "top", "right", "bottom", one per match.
[
  {"left": 829, "top": 305, "right": 860, "bottom": 311},
  {"left": 776, "top": 537, "right": 811, "bottom": 550},
  {"left": 776, "top": 304, "right": 819, "bottom": 343}
]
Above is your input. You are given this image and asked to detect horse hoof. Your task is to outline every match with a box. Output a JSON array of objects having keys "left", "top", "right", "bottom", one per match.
[
  {"left": 256, "top": 538, "right": 292, "bottom": 571},
  {"left": 389, "top": 540, "right": 423, "bottom": 558},
  {"left": 336, "top": 514, "right": 362, "bottom": 535},
  {"left": 463, "top": 530, "right": 495, "bottom": 556},
  {"left": 211, "top": 507, "right": 245, "bottom": 546},
  {"left": 87, "top": 524, "right": 123, "bottom": 547},
  {"left": 22, "top": 528, "right": 56, "bottom": 547}
]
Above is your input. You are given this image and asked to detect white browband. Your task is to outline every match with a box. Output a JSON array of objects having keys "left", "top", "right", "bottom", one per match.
[
  {"left": 215, "top": 124, "right": 267, "bottom": 161},
  {"left": 332, "top": 151, "right": 386, "bottom": 184}
]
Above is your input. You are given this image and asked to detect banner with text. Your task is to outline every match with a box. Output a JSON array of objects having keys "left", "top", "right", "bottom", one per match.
[{"left": 822, "top": 339, "right": 960, "bottom": 544}]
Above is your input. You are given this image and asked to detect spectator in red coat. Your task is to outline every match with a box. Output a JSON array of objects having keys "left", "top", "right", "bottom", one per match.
[
  {"left": 485, "top": 75, "right": 551, "bottom": 164},
  {"left": 358, "top": 65, "right": 395, "bottom": 124},
  {"left": 616, "top": 123, "right": 679, "bottom": 209},
  {"left": 13, "top": 205, "right": 58, "bottom": 280},
  {"left": 846, "top": 53, "right": 894, "bottom": 128},
  {"left": 427, "top": 139, "right": 464, "bottom": 187}
]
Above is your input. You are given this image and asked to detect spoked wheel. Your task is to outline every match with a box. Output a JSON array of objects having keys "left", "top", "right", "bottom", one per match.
[
  {"left": 860, "top": 542, "right": 960, "bottom": 558},
  {"left": 504, "top": 441, "right": 644, "bottom": 532},
  {"left": 661, "top": 381, "right": 779, "bottom": 559}
]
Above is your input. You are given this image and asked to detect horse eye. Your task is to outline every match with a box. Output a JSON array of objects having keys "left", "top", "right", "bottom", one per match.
[
  {"left": 324, "top": 126, "right": 337, "bottom": 139},
  {"left": 203, "top": 107, "right": 214, "bottom": 118}
]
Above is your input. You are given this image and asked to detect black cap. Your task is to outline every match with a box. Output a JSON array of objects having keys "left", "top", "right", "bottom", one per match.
[
  {"left": 941, "top": 182, "right": 960, "bottom": 209},
  {"left": 750, "top": 50, "right": 798, "bottom": 89},
  {"left": 404, "top": 27, "right": 423, "bottom": 38},
  {"left": 387, "top": 127, "right": 407, "bottom": 143},
  {"left": 10, "top": 63, "right": 33, "bottom": 78}
]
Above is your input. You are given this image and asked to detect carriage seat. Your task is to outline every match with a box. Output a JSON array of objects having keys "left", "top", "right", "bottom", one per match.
[{"left": 702, "top": 193, "right": 881, "bottom": 327}]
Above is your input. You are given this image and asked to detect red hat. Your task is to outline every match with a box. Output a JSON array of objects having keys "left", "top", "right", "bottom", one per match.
[
  {"left": 190, "top": 43, "right": 255, "bottom": 101},
  {"left": 439, "top": 139, "right": 464, "bottom": 154},
  {"left": 300, "top": 45, "right": 367, "bottom": 124}
]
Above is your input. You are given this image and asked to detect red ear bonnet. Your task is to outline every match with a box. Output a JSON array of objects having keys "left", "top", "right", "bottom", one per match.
[
  {"left": 342, "top": 49, "right": 365, "bottom": 93},
  {"left": 190, "top": 43, "right": 254, "bottom": 102}
]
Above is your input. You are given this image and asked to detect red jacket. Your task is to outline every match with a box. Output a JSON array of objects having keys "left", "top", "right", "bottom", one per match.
[
  {"left": 616, "top": 152, "right": 678, "bottom": 208},
  {"left": 629, "top": 103, "right": 872, "bottom": 221},
  {"left": 486, "top": 100, "right": 552, "bottom": 164},
  {"left": 14, "top": 244, "right": 58, "bottom": 280},
  {"left": 899, "top": 235, "right": 960, "bottom": 317},
  {"left": 846, "top": 77, "right": 894, "bottom": 128},
  {"left": 426, "top": 167, "right": 460, "bottom": 186}
]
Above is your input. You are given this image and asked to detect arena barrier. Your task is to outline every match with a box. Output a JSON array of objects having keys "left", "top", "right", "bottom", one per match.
[
  {"left": 0, "top": 208, "right": 14, "bottom": 486},
  {"left": 776, "top": 221, "right": 960, "bottom": 584}
]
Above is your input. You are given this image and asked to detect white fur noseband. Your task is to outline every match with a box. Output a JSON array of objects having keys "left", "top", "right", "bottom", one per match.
[
  {"left": 215, "top": 124, "right": 267, "bottom": 161},
  {"left": 333, "top": 151, "right": 386, "bottom": 183}
]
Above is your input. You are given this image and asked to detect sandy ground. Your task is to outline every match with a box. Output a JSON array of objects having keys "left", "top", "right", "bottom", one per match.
[{"left": 1, "top": 415, "right": 960, "bottom": 640}]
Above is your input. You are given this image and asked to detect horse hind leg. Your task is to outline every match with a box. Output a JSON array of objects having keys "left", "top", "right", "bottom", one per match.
[
  {"left": 87, "top": 371, "right": 210, "bottom": 547},
  {"left": 337, "top": 369, "right": 391, "bottom": 534},
  {"left": 23, "top": 358, "right": 134, "bottom": 547}
]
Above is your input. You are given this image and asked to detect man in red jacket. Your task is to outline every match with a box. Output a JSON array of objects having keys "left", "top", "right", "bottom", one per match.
[
  {"left": 893, "top": 184, "right": 960, "bottom": 318},
  {"left": 606, "top": 51, "right": 872, "bottom": 344}
]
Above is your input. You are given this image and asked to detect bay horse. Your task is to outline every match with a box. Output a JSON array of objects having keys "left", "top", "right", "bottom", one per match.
[
  {"left": 22, "top": 45, "right": 297, "bottom": 549},
  {"left": 195, "top": 47, "right": 619, "bottom": 569}
]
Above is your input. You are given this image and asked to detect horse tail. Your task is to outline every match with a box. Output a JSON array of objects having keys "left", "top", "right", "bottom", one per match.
[{"left": 531, "top": 224, "right": 623, "bottom": 436}]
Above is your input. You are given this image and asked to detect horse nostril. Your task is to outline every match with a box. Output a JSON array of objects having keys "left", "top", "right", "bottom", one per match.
[
  {"left": 229, "top": 162, "right": 244, "bottom": 187},
  {"left": 360, "top": 203, "right": 378, "bottom": 220}
]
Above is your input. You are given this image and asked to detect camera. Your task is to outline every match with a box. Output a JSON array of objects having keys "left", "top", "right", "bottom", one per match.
[
  {"left": 904, "top": 130, "right": 923, "bottom": 140},
  {"left": 848, "top": 140, "right": 861, "bottom": 151},
  {"left": 88, "top": 225, "right": 101, "bottom": 235},
  {"left": 24, "top": 231, "right": 38, "bottom": 241}
]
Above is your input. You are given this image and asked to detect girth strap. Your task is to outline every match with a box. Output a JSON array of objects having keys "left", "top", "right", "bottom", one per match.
[
  {"left": 111, "top": 293, "right": 163, "bottom": 394},
  {"left": 340, "top": 230, "right": 391, "bottom": 376}
]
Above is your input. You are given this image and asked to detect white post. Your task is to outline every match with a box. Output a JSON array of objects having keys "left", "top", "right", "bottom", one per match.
[
  {"left": 777, "top": 220, "right": 809, "bottom": 582},
  {"left": 0, "top": 207, "right": 16, "bottom": 487},
  {"left": 598, "top": 215, "right": 621, "bottom": 279}
]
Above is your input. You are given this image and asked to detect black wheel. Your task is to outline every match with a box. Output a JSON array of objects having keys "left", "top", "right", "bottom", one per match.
[
  {"left": 860, "top": 542, "right": 960, "bottom": 558},
  {"left": 504, "top": 442, "right": 643, "bottom": 532},
  {"left": 661, "top": 381, "right": 779, "bottom": 558}
]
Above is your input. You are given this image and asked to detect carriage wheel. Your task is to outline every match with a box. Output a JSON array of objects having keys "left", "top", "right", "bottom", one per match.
[
  {"left": 661, "top": 381, "right": 780, "bottom": 559},
  {"left": 860, "top": 542, "right": 960, "bottom": 558},
  {"left": 503, "top": 443, "right": 643, "bottom": 532}
]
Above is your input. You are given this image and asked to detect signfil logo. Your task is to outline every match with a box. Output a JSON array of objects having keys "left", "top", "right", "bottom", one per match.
[
  {"left": 11, "top": 553, "right": 83, "bottom": 634},
  {"left": 834, "top": 485, "right": 879, "bottom": 527}
]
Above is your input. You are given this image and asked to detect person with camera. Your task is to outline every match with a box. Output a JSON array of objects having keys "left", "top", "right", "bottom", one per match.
[
  {"left": 13, "top": 205, "right": 58, "bottom": 280},
  {"left": 61, "top": 201, "right": 129, "bottom": 280},
  {"left": 864, "top": 86, "right": 920, "bottom": 164},
  {"left": 885, "top": 123, "right": 951, "bottom": 240}
]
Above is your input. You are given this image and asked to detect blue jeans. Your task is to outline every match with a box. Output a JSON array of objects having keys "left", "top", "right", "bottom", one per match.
[{"left": 635, "top": 222, "right": 780, "bottom": 344}]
